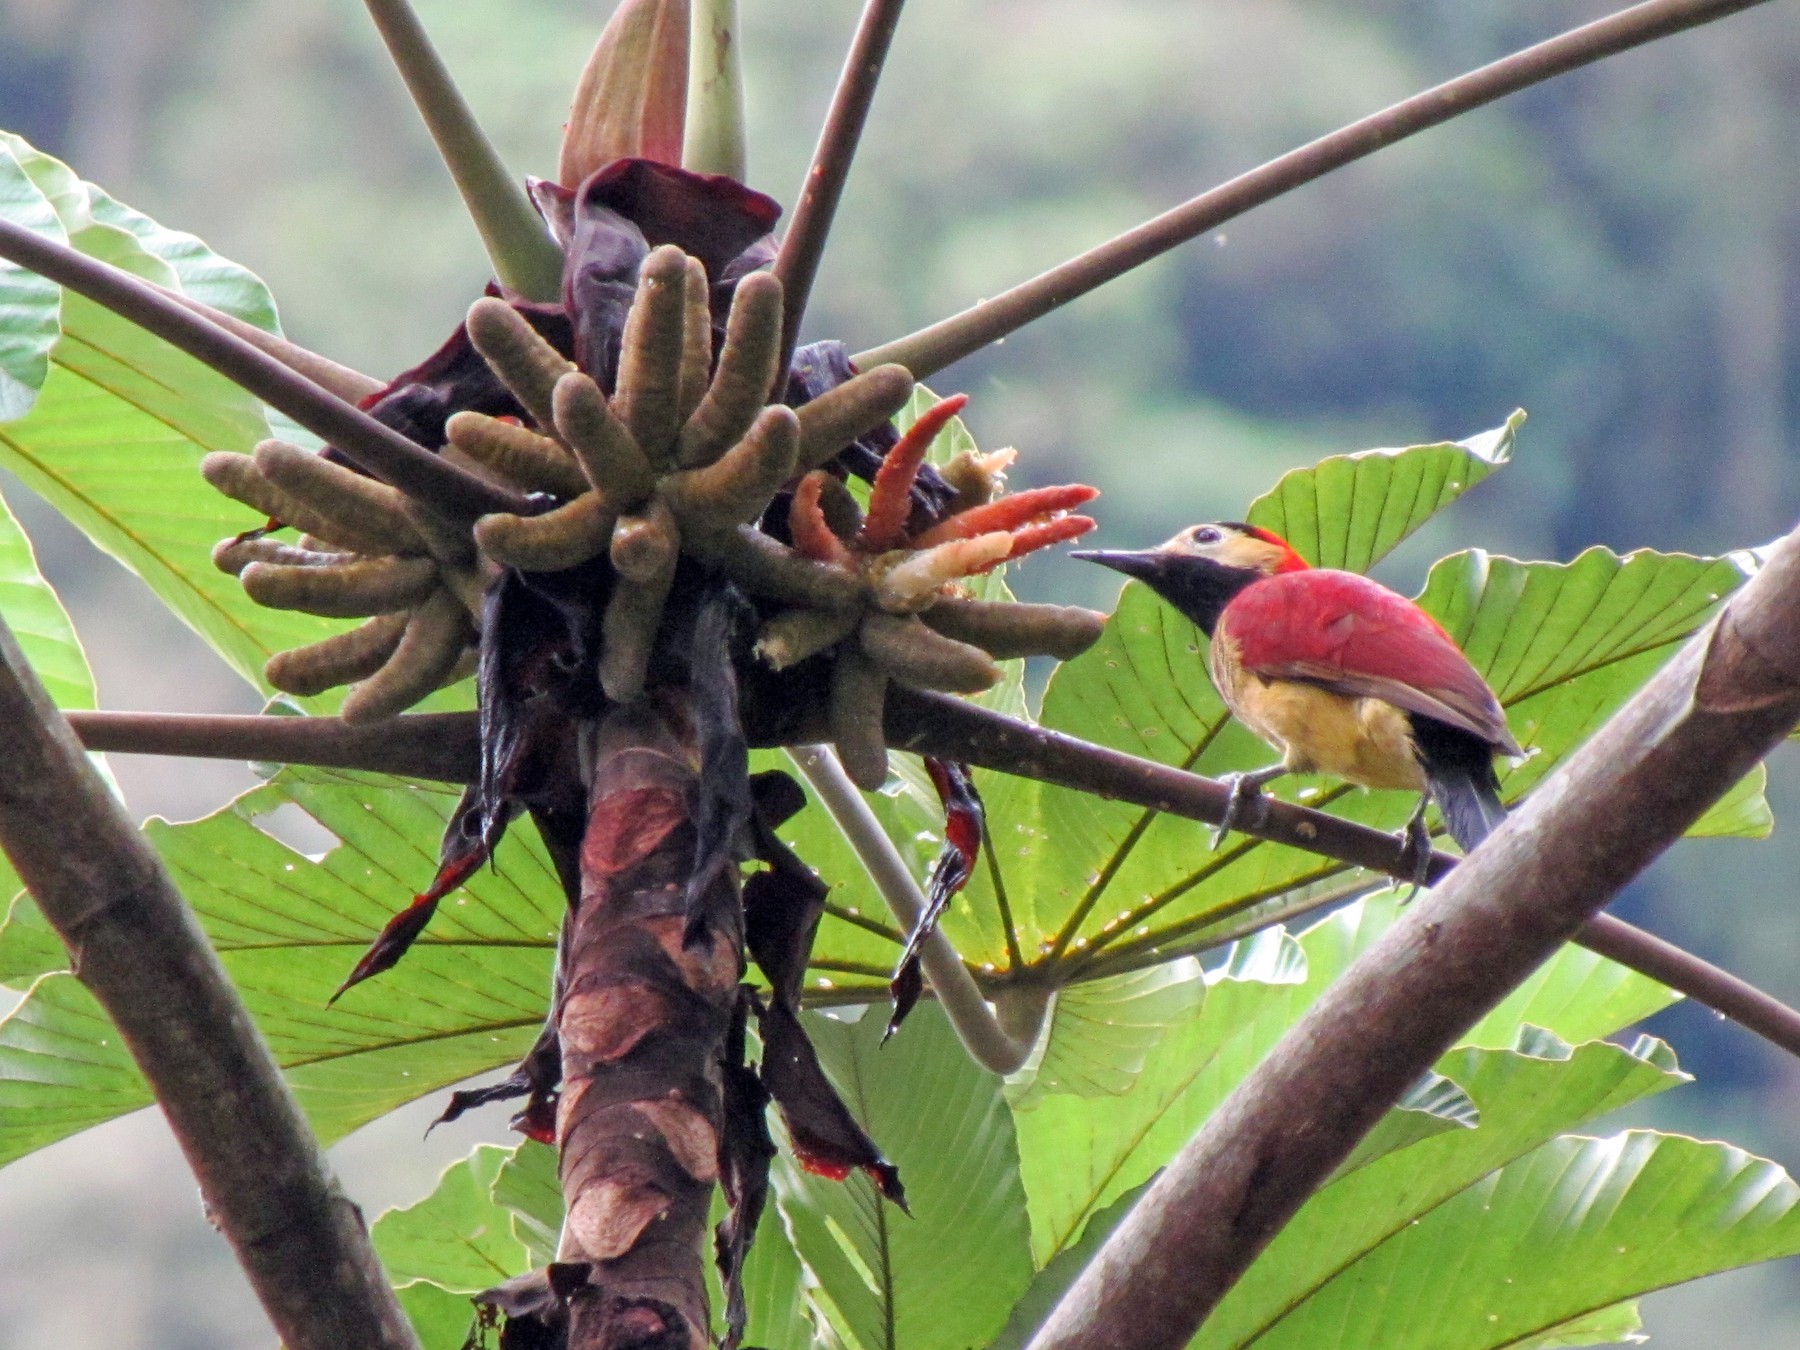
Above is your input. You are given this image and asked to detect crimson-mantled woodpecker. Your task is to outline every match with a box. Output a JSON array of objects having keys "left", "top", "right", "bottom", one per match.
[{"left": 1076, "top": 522, "right": 1522, "bottom": 875}]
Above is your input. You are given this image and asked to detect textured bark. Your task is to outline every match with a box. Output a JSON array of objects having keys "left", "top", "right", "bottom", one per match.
[
  {"left": 558, "top": 700, "right": 742, "bottom": 1349},
  {"left": 0, "top": 623, "right": 418, "bottom": 1349}
]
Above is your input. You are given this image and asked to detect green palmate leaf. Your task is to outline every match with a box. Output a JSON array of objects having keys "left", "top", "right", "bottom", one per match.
[
  {"left": 1006, "top": 959, "right": 1205, "bottom": 1108},
  {"left": 1333, "top": 1068, "right": 1481, "bottom": 1178},
  {"left": 1512, "top": 1301, "right": 1645, "bottom": 1349},
  {"left": 1230, "top": 1131, "right": 1800, "bottom": 1350},
  {"left": 1196, "top": 1034, "right": 1687, "bottom": 1347},
  {"left": 374, "top": 1144, "right": 529, "bottom": 1294},
  {"left": 0, "top": 973, "right": 153, "bottom": 1162},
  {"left": 1245, "top": 410, "right": 1520, "bottom": 572},
  {"left": 395, "top": 1282, "right": 481, "bottom": 1350},
  {"left": 773, "top": 1004, "right": 1034, "bottom": 1350},
  {"left": 0, "top": 145, "right": 61, "bottom": 419},
  {"left": 0, "top": 766, "right": 561, "bottom": 1167},
  {"left": 0, "top": 132, "right": 348, "bottom": 695},
  {"left": 1012, "top": 894, "right": 1674, "bottom": 1271},
  {"left": 492, "top": 1138, "right": 561, "bottom": 1267},
  {"left": 0, "top": 483, "right": 97, "bottom": 713}
]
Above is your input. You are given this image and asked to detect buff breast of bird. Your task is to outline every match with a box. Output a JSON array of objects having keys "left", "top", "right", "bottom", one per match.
[{"left": 1074, "top": 521, "right": 1523, "bottom": 864}]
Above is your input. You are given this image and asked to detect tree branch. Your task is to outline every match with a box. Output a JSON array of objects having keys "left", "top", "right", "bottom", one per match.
[
  {"left": 787, "top": 744, "right": 1041, "bottom": 1073},
  {"left": 362, "top": 0, "right": 565, "bottom": 302},
  {"left": 771, "top": 0, "right": 908, "bottom": 383},
  {"left": 66, "top": 698, "right": 1800, "bottom": 1064},
  {"left": 855, "top": 0, "right": 1776, "bottom": 379},
  {"left": 0, "top": 216, "right": 527, "bottom": 519},
  {"left": 155, "top": 284, "right": 384, "bottom": 404},
  {"left": 0, "top": 622, "right": 420, "bottom": 1350},
  {"left": 1022, "top": 522, "right": 1800, "bottom": 1350}
]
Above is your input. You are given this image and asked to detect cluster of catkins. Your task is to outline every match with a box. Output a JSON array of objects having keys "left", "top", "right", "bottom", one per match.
[{"left": 203, "top": 243, "right": 1105, "bottom": 784}]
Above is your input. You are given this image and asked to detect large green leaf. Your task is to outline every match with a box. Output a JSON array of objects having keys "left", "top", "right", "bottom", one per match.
[
  {"left": 772, "top": 1003, "right": 1034, "bottom": 1350},
  {"left": 373, "top": 1144, "right": 529, "bottom": 1294},
  {"left": 1234, "top": 1131, "right": 1800, "bottom": 1349},
  {"left": 0, "top": 144, "right": 61, "bottom": 419},
  {"left": 0, "top": 765, "right": 560, "bottom": 1166},
  {"left": 1245, "top": 412, "right": 1519, "bottom": 572},
  {"left": 0, "top": 132, "right": 343, "bottom": 693},
  {"left": 1196, "top": 1032, "right": 1686, "bottom": 1346},
  {"left": 1012, "top": 893, "right": 1675, "bottom": 1269},
  {"left": 0, "top": 482, "right": 96, "bottom": 712}
]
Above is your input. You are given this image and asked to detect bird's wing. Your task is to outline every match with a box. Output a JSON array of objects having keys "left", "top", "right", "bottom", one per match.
[{"left": 1220, "top": 570, "right": 1522, "bottom": 755}]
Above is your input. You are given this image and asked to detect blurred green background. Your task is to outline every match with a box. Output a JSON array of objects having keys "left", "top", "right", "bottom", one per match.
[{"left": 1, "top": 0, "right": 1797, "bottom": 1344}]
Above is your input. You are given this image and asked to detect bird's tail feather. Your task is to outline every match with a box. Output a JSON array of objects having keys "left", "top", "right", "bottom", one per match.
[{"left": 1429, "top": 763, "right": 1508, "bottom": 853}]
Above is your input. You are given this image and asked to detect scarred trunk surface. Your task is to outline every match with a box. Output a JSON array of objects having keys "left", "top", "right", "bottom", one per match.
[{"left": 559, "top": 699, "right": 740, "bottom": 1349}]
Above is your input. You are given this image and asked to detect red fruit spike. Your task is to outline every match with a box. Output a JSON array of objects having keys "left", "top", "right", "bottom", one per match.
[
  {"left": 908, "top": 483, "right": 1100, "bottom": 548},
  {"left": 983, "top": 514, "right": 1097, "bottom": 569},
  {"left": 858, "top": 393, "right": 970, "bottom": 552},
  {"left": 788, "top": 471, "right": 856, "bottom": 566}
]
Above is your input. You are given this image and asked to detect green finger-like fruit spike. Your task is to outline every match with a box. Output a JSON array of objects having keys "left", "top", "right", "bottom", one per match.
[
  {"left": 341, "top": 589, "right": 473, "bottom": 723},
  {"left": 598, "top": 542, "right": 677, "bottom": 703},
  {"left": 860, "top": 611, "right": 1000, "bottom": 693},
  {"left": 241, "top": 555, "right": 440, "bottom": 618},
  {"left": 614, "top": 245, "right": 692, "bottom": 466},
  {"left": 795, "top": 363, "right": 915, "bottom": 471},
  {"left": 446, "top": 410, "right": 590, "bottom": 499},
  {"left": 754, "top": 606, "right": 860, "bottom": 671},
  {"left": 265, "top": 613, "right": 409, "bottom": 697},
  {"left": 253, "top": 440, "right": 431, "bottom": 555},
  {"left": 662, "top": 404, "right": 799, "bottom": 531},
  {"left": 830, "top": 648, "right": 891, "bottom": 790},
  {"left": 201, "top": 452, "right": 392, "bottom": 554},
  {"left": 466, "top": 295, "right": 575, "bottom": 431},
  {"left": 474, "top": 493, "right": 615, "bottom": 573},
  {"left": 437, "top": 559, "right": 496, "bottom": 618},
  {"left": 211, "top": 535, "right": 344, "bottom": 576},
  {"left": 920, "top": 597, "right": 1107, "bottom": 661},
  {"left": 686, "top": 526, "right": 865, "bottom": 610},
  {"left": 675, "top": 258, "right": 713, "bottom": 428},
  {"left": 551, "top": 372, "right": 656, "bottom": 506},
  {"left": 676, "top": 270, "right": 783, "bottom": 469},
  {"left": 610, "top": 499, "right": 679, "bottom": 585}
]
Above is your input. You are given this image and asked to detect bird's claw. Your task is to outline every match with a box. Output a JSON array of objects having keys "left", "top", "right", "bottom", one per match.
[
  {"left": 1395, "top": 805, "right": 1433, "bottom": 902},
  {"left": 1212, "top": 766, "right": 1285, "bottom": 849}
]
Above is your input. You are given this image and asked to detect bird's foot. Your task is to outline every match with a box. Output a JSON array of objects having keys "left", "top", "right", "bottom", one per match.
[
  {"left": 1212, "top": 766, "right": 1287, "bottom": 849},
  {"left": 1394, "top": 803, "right": 1433, "bottom": 902}
]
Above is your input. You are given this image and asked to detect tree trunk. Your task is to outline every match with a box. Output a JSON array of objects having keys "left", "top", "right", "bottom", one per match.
[{"left": 556, "top": 697, "right": 741, "bottom": 1349}]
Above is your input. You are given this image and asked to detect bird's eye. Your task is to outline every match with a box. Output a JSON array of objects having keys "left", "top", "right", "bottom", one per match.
[{"left": 1193, "top": 526, "right": 1222, "bottom": 545}]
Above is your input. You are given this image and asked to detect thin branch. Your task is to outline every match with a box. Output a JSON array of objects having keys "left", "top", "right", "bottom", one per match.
[
  {"left": 0, "top": 217, "right": 527, "bottom": 520},
  {"left": 787, "top": 744, "right": 1040, "bottom": 1073},
  {"left": 68, "top": 702, "right": 1800, "bottom": 1065},
  {"left": 156, "top": 284, "right": 384, "bottom": 404},
  {"left": 362, "top": 0, "right": 565, "bottom": 301},
  {"left": 0, "top": 621, "right": 420, "bottom": 1350},
  {"left": 65, "top": 710, "right": 481, "bottom": 784},
  {"left": 1024, "top": 521, "right": 1800, "bottom": 1350},
  {"left": 771, "top": 0, "right": 909, "bottom": 384},
  {"left": 1577, "top": 912, "right": 1800, "bottom": 1058},
  {"left": 682, "top": 0, "right": 749, "bottom": 179},
  {"left": 855, "top": 0, "right": 1776, "bottom": 378}
]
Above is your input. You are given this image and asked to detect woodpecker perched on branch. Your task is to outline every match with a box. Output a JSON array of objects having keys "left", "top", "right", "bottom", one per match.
[{"left": 1076, "top": 522, "right": 1522, "bottom": 880}]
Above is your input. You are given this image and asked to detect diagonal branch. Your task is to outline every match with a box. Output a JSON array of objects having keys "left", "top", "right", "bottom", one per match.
[
  {"left": 771, "top": 0, "right": 909, "bottom": 383},
  {"left": 0, "top": 621, "right": 420, "bottom": 1350},
  {"left": 0, "top": 216, "right": 527, "bottom": 520},
  {"left": 1022, "top": 520, "right": 1800, "bottom": 1350},
  {"left": 855, "top": 0, "right": 1776, "bottom": 378},
  {"left": 362, "top": 0, "right": 565, "bottom": 302},
  {"left": 64, "top": 700, "right": 1800, "bottom": 1062}
]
